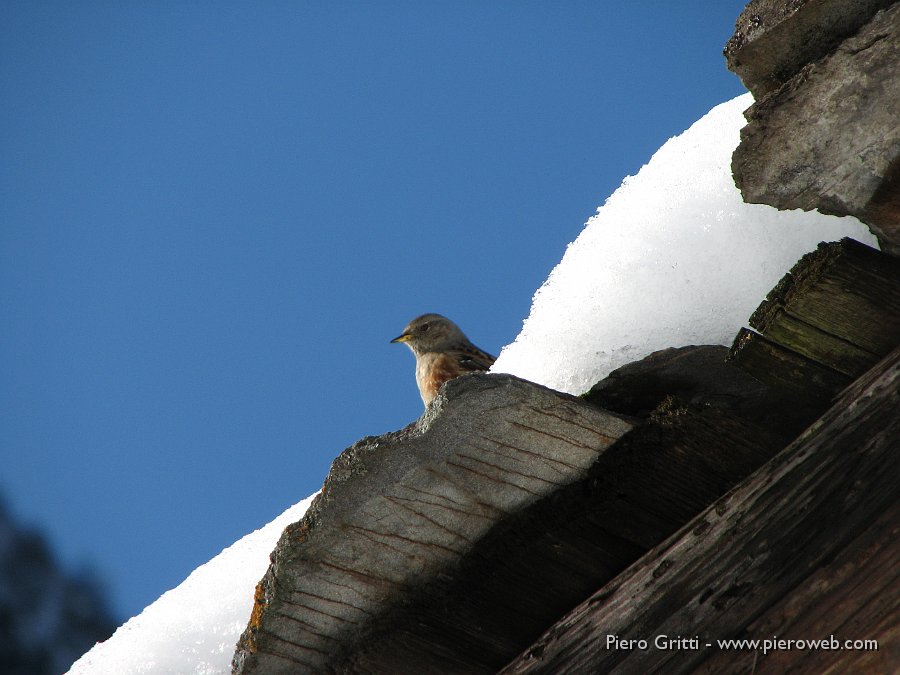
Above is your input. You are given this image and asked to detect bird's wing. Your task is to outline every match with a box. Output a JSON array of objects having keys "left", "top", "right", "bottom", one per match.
[{"left": 453, "top": 344, "right": 496, "bottom": 373}]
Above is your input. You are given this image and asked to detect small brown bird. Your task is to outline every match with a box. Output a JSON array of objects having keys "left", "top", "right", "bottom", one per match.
[{"left": 391, "top": 313, "right": 496, "bottom": 406}]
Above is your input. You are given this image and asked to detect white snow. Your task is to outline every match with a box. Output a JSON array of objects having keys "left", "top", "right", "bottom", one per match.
[
  {"left": 67, "top": 93, "right": 878, "bottom": 674},
  {"left": 491, "top": 93, "right": 877, "bottom": 394},
  {"left": 67, "top": 495, "right": 315, "bottom": 675}
]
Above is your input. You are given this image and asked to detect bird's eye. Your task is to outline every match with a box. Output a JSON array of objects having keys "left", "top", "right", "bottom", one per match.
[{"left": 420, "top": 322, "right": 430, "bottom": 332}]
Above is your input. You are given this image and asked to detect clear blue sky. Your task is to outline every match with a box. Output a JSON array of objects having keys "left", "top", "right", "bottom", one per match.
[{"left": 1, "top": 1, "right": 748, "bottom": 621}]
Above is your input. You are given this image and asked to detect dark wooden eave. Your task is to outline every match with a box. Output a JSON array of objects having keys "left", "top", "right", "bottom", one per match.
[
  {"left": 500, "top": 239, "right": 900, "bottom": 674},
  {"left": 502, "top": 344, "right": 900, "bottom": 675},
  {"left": 232, "top": 358, "right": 805, "bottom": 674},
  {"left": 730, "top": 238, "right": 900, "bottom": 390},
  {"left": 233, "top": 236, "right": 898, "bottom": 674}
]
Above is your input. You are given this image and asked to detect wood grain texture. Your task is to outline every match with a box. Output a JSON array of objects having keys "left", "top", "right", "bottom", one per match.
[
  {"left": 750, "top": 239, "right": 900, "bottom": 357},
  {"left": 723, "top": 0, "right": 895, "bottom": 97},
  {"left": 729, "top": 3, "right": 900, "bottom": 252},
  {"left": 730, "top": 239, "right": 900, "bottom": 398},
  {"left": 752, "top": 304, "right": 880, "bottom": 377},
  {"left": 333, "top": 396, "right": 790, "bottom": 674},
  {"left": 728, "top": 328, "right": 852, "bottom": 400},
  {"left": 232, "top": 374, "right": 634, "bottom": 674},
  {"left": 231, "top": 365, "right": 798, "bottom": 674},
  {"left": 501, "top": 346, "right": 900, "bottom": 675}
]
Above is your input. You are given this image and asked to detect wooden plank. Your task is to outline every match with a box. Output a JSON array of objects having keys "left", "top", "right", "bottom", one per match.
[
  {"left": 693, "top": 505, "right": 900, "bottom": 674},
  {"left": 334, "top": 399, "right": 791, "bottom": 675},
  {"left": 232, "top": 374, "right": 636, "bottom": 675},
  {"left": 233, "top": 370, "right": 797, "bottom": 675},
  {"left": 727, "top": 328, "right": 852, "bottom": 401},
  {"left": 750, "top": 238, "right": 900, "bottom": 358},
  {"left": 751, "top": 303, "right": 880, "bottom": 377},
  {"left": 500, "top": 346, "right": 900, "bottom": 675}
]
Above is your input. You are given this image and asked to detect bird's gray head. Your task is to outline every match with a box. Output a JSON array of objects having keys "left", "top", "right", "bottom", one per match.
[{"left": 390, "top": 313, "right": 468, "bottom": 355}]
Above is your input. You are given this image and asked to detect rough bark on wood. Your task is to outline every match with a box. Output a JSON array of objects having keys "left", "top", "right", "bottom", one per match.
[
  {"left": 724, "top": 0, "right": 895, "bottom": 98},
  {"left": 500, "top": 346, "right": 900, "bottom": 675},
  {"left": 729, "top": 3, "right": 900, "bottom": 252}
]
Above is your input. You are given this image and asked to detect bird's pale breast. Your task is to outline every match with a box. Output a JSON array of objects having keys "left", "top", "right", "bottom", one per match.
[{"left": 415, "top": 352, "right": 465, "bottom": 405}]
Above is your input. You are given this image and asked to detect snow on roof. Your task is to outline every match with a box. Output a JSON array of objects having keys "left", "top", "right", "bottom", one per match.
[
  {"left": 67, "top": 93, "right": 876, "bottom": 674},
  {"left": 492, "top": 93, "right": 876, "bottom": 394}
]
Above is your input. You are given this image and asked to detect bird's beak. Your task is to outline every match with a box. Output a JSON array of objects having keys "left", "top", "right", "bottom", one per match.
[{"left": 390, "top": 332, "right": 411, "bottom": 344}]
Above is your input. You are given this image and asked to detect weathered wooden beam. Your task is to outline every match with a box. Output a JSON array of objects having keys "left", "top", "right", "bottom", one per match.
[
  {"left": 584, "top": 345, "right": 825, "bottom": 439},
  {"left": 724, "top": 0, "right": 896, "bottom": 98},
  {"left": 232, "top": 360, "right": 800, "bottom": 675},
  {"left": 749, "top": 303, "right": 880, "bottom": 377},
  {"left": 729, "top": 1, "right": 900, "bottom": 253},
  {"left": 500, "top": 345, "right": 900, "bottom": 675},
  {"left": 688, "top": 504, "right": 899, "bottom": 674},
  {"left": 728, "top": 328, "right": 852, "bottom": 401},
  {"left": 749, "top": 238, "right": 900, "bottom": 360},
  {"left": 730, "top": 238, "right": 899, "bottom": 408},
  {"left": 231, "top": 374, "right": 635, "bottom": 675},
  {"left": 334, "top": 398, "right": 791, "bottom": 674}
]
